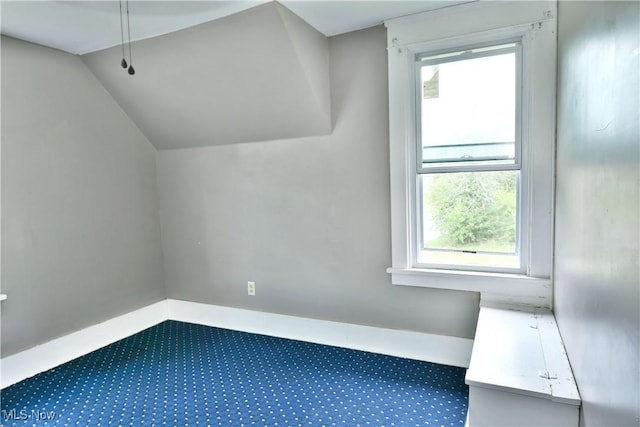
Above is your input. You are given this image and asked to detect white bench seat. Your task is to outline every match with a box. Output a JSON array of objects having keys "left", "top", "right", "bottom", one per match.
[{"left": 465, "top": 306, "right": 581, "bottom": 426}]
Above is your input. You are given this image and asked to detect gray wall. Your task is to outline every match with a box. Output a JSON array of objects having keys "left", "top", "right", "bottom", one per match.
[
  {"left": 157, "top": 26, "right": 480, "bottom": 339},
  {"left": 555, "top": 2, "right": 639, "bottom": 426},
  {"left": 1, "top": 37, "right": 166, "bottom": 357}
]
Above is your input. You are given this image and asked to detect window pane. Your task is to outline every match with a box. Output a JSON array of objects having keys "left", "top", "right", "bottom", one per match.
[
  {"left": 419, "top": 45, "right": 517, "bottom": 168},
  {"left": 419, "top": 171, "right": 520, "bottom": 269}
]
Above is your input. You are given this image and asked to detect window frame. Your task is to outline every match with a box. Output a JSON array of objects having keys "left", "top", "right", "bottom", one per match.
[
  {"left": 413, "top": 39, "right": 526, "bottom": 275},
  {"left": 384, "top": 2, "right": 557, "bottom": 307}
]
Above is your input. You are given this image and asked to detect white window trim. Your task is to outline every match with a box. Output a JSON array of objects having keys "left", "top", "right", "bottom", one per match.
[{"left": 385, "top": 2, "right": 557, "bottom": 308}]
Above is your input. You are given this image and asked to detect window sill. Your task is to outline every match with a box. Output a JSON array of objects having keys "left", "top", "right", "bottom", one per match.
[{"left": 386, "top": 267, "right": 551, "bottom": 308}]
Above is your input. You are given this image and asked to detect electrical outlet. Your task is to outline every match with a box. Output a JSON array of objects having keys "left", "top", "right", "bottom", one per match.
[{"left": 247, "top": 281, "right": 256, "bottom": 296}]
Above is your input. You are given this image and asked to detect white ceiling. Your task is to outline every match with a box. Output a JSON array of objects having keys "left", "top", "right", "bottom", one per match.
[{"left": 0, "top": 0, "right": 470, "bottom": 55}]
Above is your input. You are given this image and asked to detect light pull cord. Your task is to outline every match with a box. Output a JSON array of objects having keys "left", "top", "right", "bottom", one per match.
[
  {"left": 119, "top": 0, "right": 127, "bottom": 68},
  {"left": 126, "top": 0, "right": 135, "bottom": 75}
]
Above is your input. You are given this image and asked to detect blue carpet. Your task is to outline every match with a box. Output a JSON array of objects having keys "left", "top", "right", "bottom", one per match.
[{"left": 1, "top": 320, "right": 468, "bottom": 426}]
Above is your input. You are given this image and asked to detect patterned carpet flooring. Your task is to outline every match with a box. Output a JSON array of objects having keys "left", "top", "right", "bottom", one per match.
[{"left": 1, "top": 320, "right": 468, "bottom": 426}]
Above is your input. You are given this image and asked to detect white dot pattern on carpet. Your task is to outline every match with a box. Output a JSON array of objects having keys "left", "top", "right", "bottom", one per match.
[{"left": 1, "top": 321, "right": 468, "bottom": 426}]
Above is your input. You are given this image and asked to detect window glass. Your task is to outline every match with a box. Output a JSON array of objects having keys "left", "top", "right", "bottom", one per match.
[
  {"left": 419, "top": 171, "right": 520, "bottom": 269},
  {"left": 418, "top": 43, "right": 518, "bottom": 171}
]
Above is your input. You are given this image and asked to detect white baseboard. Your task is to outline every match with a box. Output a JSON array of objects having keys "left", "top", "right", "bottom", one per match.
[
  {"left": 167, "top": 299, "right": 473, "bottom": 368},
  {"left": 2, "top": 298, "right": 473, "bottom": 389},
  {"left": 1, "top": 300, "right": 167, "bottom": 389}
]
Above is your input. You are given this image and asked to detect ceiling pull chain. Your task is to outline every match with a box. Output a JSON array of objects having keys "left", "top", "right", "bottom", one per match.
[
  {"left": 119, "top": 0, "right": 127, "bottom": 69},
  {"left": 126, "top": 0, "right": 135, "bottom": 75}
]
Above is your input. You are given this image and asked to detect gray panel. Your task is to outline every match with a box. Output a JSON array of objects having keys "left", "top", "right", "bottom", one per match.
[
  {"left": 82, "top": 3, "right": 331, "bottom": 150},
  {"left": 157, "top": 26, "right": 479, "bottom": 338},
  {"left": 555, "top": 2, "right": 639, "bottom": 426},
  {"left": 1, "top": 36, "right": 166, "bottom": 357}
]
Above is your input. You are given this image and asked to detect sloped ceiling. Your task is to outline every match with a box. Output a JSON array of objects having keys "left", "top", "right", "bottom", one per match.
[
  {"left": 0, "top": 1, "right": 471, "bottom": 55},
  {"left": 0, "top": 1, "right": 267, "bottom": 55},
  {"left": 82, "top": 2, "right": 331, "bottom": 150},
  {"left": 3, "top": 1, "right": 471, "bottom": 150}
]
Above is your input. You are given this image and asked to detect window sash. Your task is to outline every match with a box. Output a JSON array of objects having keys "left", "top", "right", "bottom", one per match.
[
  {"left": 416, "top": 43, "right": 517, "bottom": 66},
  {"left": 415, "top": 171, "right": 524, "bottom": 274},
  {"left": 422, "top": 142, "right": 515, "bottom": 166},
  {"left": 415, "top": 40, "right": 523, "bottom": 175},
  {"left": 413, "top": 41, "right": 525, "bottom": 272}
]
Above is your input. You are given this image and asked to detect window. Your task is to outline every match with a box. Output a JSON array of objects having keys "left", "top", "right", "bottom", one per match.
[
  {"left": 416, "top": 42, "right": 523, "bottom": 273},
  {"left": 385, "top": 2, "right": 557, "bottom": 306}
]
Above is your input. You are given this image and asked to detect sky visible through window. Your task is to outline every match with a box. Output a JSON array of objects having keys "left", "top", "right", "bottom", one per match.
[{"left": 421, "top": 52, "right": 515, "bottom": 149}]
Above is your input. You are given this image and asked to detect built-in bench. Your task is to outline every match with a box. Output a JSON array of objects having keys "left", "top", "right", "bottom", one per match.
[{"left": 465, "top": 306, "right": 581, "bottom": 426}]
